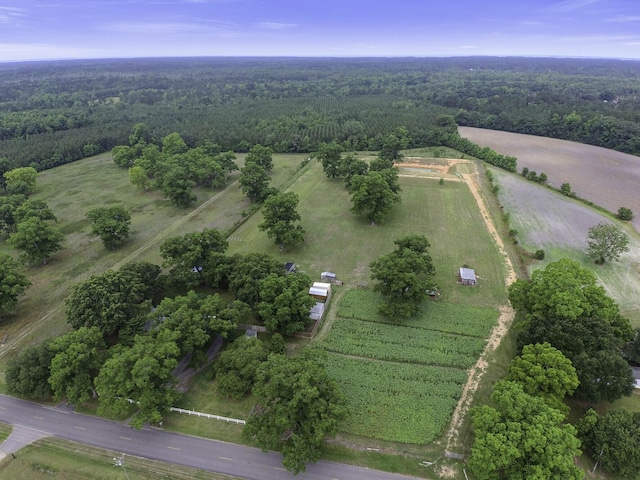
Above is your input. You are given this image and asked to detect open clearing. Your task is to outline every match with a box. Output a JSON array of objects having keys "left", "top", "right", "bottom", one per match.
[{"left": 459, "top": 126, "right": 640, "bottom": 233}]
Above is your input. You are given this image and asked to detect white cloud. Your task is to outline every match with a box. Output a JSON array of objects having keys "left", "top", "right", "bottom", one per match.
[
  {"left": 256, "top": 22, "right": 297, "bottom": 30},
  {"left": 605, "top": 15, "right": 640, "bottom": 22},
  {"left": 0, "top": 6, "right": 26, "bottom": 24},
  {"left": 545, "top": 0, "right": 599, "bottom": 13}
]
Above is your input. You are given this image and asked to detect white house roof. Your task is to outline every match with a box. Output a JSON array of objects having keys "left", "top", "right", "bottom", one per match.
[
  {"left": 309, "top": 287, "right": 329, "bottom": 296},
  {"left": 313, "top": 282, "right": 332, "bottom": 290}
]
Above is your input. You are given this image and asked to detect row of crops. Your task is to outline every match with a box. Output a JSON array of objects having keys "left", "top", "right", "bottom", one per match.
[
  {"left": 336, "top": 289, "right": 497, "bottom": 338},
  {"left": 321, "top": 289, "right": 498, "bottom": 444}
]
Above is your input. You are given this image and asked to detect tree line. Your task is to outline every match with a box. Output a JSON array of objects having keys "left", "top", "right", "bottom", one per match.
[{"left": 1, "top": 57, "right": 639, "bottom": 173}]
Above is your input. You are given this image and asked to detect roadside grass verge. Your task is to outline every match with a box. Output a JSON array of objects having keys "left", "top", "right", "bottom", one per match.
[
  {"left": 0, "top": 422, "right": 12, "bottom": 443},
  {"left": 0, "top": 437, "right": 236, "bottom": 479}
]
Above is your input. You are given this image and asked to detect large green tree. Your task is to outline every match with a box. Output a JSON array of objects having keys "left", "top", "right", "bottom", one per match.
[
  {"left": 468, "top": 380, "right": 583, "bottom": 480},
  {"left": 228, "top": 252, "right": 283, "bottom": 307},
  {"left": 8, "top": 217, "right": 64, "bottom": 265},
  {"left": 586, "top": 221, "right": 630, "bottom": 264},
  {"left": 13, "top": 198, "right": 57, "bottom": 225},
  {"left": 349, "top": 171, "right": 400, "bottom": 224},
  {"left": 578, "top": 408, "right": 640, "bottom": 479},
  {"left": 239, "top": 161, "right": 271, "bottom": 203},
  {"left": 86, "top": 205, "right": 132, "bottom": 250},
  {"left": 517, "top": 314, "right": 634, "bottom": 403},
  {"left": 160, "top": 228, "right": 228, "bottom": 287},
  {"left": 507, "top": 342, "right": 579, "bottom": 413},
  {"left": 215, "top": 336, "right": 269, "bottom": 399},
  {"left": 257, "top": 273, "right": 315, "bottom": 335},
  {"left": 370, "top": 235, "right": 435, "bottom": 318},
  {"left": 0, "top": 253, "right": 31, "bottom": 319},
  {"left": 245, "top": 144, "right": 273, "bottom": 171},
  {"left": 48, "top": 326, "right": 107, "bottom": 406},
  {"left": 65, "top": 269, "right": 151, "bottom": 338},
  {"left": 242, "top": 350, "right": 347, "bottom": 474},
  {"left": 339, "top": 153, "right": 369, "bottom": 188},
  {"left": 315, "top": 141, "right": 344, "bottom": 178},
  {"left": 6, "top": 340, "right": 55, "bottom": 400},
  {"left": 0, "top": 194, "right": 26, "bottom": 234},
  {"left": 4, "top": 166, "right": 37, "bottom": 195},
  {"left": 258, "top": 192, "right": 305, "bottom": 249},
  {"left": 95, "top": 331, "right": 181, "bottom": 429}
]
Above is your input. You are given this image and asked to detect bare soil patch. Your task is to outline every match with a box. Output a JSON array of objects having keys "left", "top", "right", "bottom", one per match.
[{"left": 460, "top": 126, "right": 640, "bottom": 233}]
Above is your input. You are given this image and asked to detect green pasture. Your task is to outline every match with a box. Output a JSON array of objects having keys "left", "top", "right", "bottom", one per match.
[
  {"left": 0, "top": 152, "right": 307, "bottom": 363},
  {"left": 229, "top": 163, "right": 507, "bottom": 309},
  {"left": 0, "top": 437, "right": 234, "bottom": 479}
]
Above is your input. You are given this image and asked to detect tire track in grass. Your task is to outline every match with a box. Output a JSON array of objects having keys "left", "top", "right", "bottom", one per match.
[{"left": 0, "top": 181, "right": 239, "bottom": 360}]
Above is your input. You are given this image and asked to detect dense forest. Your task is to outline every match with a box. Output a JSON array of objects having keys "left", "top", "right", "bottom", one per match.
[{"left": 1, "top": 56, "right": 639, "bottom": 171}]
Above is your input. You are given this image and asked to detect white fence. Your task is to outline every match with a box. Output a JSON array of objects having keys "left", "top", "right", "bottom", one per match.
[{"left": 169, "top": 407, "right": 246, "bottom": 425}]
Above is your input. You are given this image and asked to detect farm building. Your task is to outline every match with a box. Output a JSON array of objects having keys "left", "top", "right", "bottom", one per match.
[
  {"left": 459, "top": 268, "right": 477, "bottom": 286},
  {"left": 309, "top": 302, "right": 325, "bottom": 321},
  {"left": 321, "top": 271, "right": 336, "bottom": 281},
  {"left": 284, "top": 262, "right": 296, "bottom": 274},
  {"left": 309, "top": 282, "right": 331, "bottom": 302}
]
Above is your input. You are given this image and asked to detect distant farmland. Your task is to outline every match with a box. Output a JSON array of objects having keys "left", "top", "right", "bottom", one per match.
[{"left": 459, "top": 126, "right": 640, "bottom": 233}]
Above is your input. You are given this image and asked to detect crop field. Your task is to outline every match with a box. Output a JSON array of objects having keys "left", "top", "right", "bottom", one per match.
[
  {"left": 337, "top": 289, "right": 498, "bottom": 338},
  {"left": 324, "top": 354, "right": 468, "bottom": 444},
  {"left": 460, "top": 126, "right": 640, "bottom": 233},
  {"left": 322, "top": 289, "right": 498, "bottom": 444},
  {"left": 492, "top": 167, "right": 640, "bottom": 325}
]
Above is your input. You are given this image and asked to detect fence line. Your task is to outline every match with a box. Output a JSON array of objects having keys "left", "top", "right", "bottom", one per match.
[{"left": 169, "top": 407, "right": 246, "bottom": 425}]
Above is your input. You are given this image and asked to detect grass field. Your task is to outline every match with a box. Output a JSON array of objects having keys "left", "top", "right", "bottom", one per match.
[
  {"left": 492, "top": 167, "right": 640, "bottom": 325},
  {"left": 0, "top": 152, "right": 307, "bottom": 366},
  {"left": 0, "top": 437, "right": 236, "bottom": 479},
  {"left": 321, "top": 290, "right": 498, "bottom": 445},
  {"left": 229, "top": 162, "right": 507, "bottom": 309}
]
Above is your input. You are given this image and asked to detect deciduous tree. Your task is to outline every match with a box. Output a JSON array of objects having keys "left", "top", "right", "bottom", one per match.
[
  {"left": 370, "top": 235, "right": 435, "bottom": 318},
  {"left": 4, "top": 166, "right": 37, "bottom": 195},
  {"left": 315, "top": 141, "right": 343, "bottom": 178},
  {"left": 0, "top": 253, "right": 31, "bottom": 319},
  {"left": 243, "top": 350, "right": 347, "bottom": 474},
  {"left": 86, "top": 206, "right": 132, "bottom": 250},
  {"left": 507, "top": 342, "right": 579, "bottom": 413},
  {"left": 160, "top": 228, "right": 228, "bottom": 287},
  {"left": 349, "top": 171, "right": 400, "bottom": 224},
  {"left": 246, "top": 144, "right": 273, "bottom": 171},
  {"left": 239, "top": 161, "right": 271, "bottom": 203},
  {"left": 8, "top": 217, "right": 64, "bottom": 265},
  {"left": 228, "top": 252, "right": 283, "bottom": 306},
  {"left": 469, "top": 380, "right": 583, "bottom": 480},
  {"left": 586, "top": 221, "right": 630, "bottom": 264},
  {"left": 129, "top": 165, "right": 152, "bottom": 191},
  {"left": 258, "top": 192, "right": 305, "bottom": 249},
  {"left": 95, "top": 331, "right": 181, "bottom": 428},
  {"left": 65, "top": 269, "right": 151, "bottom": 338},
  {"left": 578, "top": 408, "right": 640, "bottom": 479},
  {"left": 257, "top": 273, "right": 315, "bottom": 335},
  {"left": 13, "top": 198, "right": 57, "bottom": 225},
  {"left": 49, "top": 326, "right": 107, "bottom": 406},
  {"left": 215, "top": 336, "right": 269, "bottom": 399},
  {"left": 6, "top": 340, "right": 55, "bottom": 400}
]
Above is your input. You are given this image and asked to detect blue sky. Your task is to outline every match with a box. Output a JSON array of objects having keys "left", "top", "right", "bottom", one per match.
[{"left": 0, "top": 0, "right": 639, "bottom": 61}]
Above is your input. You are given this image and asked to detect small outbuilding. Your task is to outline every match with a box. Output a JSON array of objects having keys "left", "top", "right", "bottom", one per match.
[
  {"left": 459, "top": 267, "right": 477, "bottom": 286},
  {"left": 321, "top": 271, "right": 337, "bottom": 281},
  {"left": 284, "top": 262, "right": 296, "bottom": 274}
]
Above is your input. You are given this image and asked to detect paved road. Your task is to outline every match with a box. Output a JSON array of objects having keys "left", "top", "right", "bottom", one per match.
[{"left": 0, "top": 395, "right": 423, "bottom": 480}]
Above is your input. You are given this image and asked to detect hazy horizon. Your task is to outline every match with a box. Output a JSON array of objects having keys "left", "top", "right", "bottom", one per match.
[{"left": 1, "top": 0, "right": 639, "bottom": 63}]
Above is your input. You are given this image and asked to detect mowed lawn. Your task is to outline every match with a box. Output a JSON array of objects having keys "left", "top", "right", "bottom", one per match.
[{"left": 229, "top": 162, "right": 507, "bottom": 309}]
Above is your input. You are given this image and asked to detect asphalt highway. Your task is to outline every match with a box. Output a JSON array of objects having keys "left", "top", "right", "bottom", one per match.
[{"left": 0, "top": 394, "right": 423, "bottom": 480}]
